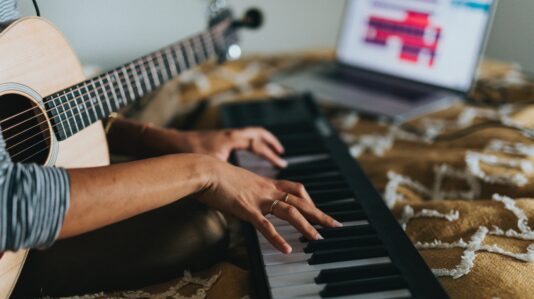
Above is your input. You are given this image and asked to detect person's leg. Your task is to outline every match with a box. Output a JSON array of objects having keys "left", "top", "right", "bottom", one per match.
[{"left": 12, "top": 197, "right": 229, "bottom": 298}]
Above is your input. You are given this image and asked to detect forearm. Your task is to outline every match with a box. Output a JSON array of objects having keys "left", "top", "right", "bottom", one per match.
[
  {"left": 59, "top": 153, "right": 214, "bottom": 239},
  {"left": 106, "top": 118, "right": 185, "bottom": 158}
]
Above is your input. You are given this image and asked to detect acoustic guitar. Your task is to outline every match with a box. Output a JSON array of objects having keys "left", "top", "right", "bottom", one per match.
[{"left": 0, "top": 7, "right": 261, "bottom": 298}]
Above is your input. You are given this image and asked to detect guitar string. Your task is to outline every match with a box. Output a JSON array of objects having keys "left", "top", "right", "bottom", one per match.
[
  {"left": 0, "top": 20, "right": 229, "bottom": 129},
  {"left": 0, "top": 27, "right": 225, "bottom": 137},
  {"left": 3, "top": 28, "right": 229, "bottom": 146},
  {"left": 10, "top": 30, "right": 235, "bottom": 162},
  {"left": 0, "top": 21, "right": 229, "bottom": 127},
  {"left": 3, "top": 32, "right": 216, "bottom": 145},
  {"left": 6, "top": 34, "right": 220, "bottom": 158}
]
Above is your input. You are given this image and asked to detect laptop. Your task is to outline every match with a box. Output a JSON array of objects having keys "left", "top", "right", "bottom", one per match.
[{"left": 274, "top": 0, "right": 497, "bottom": 121}]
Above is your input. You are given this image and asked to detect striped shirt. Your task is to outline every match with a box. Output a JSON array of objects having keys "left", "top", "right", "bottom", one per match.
[
  {"left": 0, "top": 0, "right": 18, "bottom": 23},
  {"left": 0, "top": 0, "right": 71, "bottom": 252}
]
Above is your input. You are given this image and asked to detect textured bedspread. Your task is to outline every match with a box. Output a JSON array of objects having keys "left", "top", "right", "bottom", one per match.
[{"left": 67, "top": 53, "right": 534, "bottom": 298}]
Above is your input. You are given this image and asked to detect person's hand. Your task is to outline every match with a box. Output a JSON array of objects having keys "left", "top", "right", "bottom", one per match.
[
  {"left": 159, "top": 127, "right": 288, "bottom": 168},
  {"left": 197, "top": 158, "right": 342, "bottom": 254}
]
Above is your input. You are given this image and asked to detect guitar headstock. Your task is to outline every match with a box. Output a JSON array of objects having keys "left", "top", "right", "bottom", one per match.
[{"left": 208, "top": 3, "right": 263, "bottom": 62}]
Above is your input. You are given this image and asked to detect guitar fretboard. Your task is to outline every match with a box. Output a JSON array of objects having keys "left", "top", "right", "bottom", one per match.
[{"left": 44, "top": 27, "right": 226, "bottom": 141}]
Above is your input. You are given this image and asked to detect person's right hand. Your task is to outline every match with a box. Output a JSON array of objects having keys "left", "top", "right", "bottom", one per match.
[{"left": 196, "top": 158, "right": 342, "bottom": 254}]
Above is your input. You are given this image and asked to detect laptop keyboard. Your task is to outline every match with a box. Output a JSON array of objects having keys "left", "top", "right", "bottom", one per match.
[{"left": 319, "top": 67, "right": 431, "bottom": 100}]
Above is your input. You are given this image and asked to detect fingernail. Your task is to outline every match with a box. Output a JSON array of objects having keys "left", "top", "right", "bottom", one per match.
[
  {"left": 280, "top": 160, "right": 288, "bottom": 168},
  {"left": 316, "top": 233, "right": 324, "bottom": 240},
  {"left": 333, "top": 220, "right": 343, "bottom": 227},
  {"left": 284, "top": 244, "right": 293, "bottom": 254}
]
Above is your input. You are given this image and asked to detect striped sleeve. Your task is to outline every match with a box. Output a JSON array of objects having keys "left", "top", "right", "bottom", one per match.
[
  {"left": 0, "top": 129, "right": 70, "bottom": 252},
  {"left": 0, "top": 0, "right": 19, "bottom": 23}
]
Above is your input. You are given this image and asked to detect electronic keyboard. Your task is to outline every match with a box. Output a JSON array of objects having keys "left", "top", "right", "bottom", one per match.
[{"left": 220, "top": 94, "right": 448, "bottom": 299}]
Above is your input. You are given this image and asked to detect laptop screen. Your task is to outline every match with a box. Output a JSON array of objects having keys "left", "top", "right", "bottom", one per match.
[{"left": 337, "top": 0, "right": 495, "bottom": 92}]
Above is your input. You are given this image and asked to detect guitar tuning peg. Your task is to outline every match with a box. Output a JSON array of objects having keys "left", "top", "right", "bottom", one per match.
[{"left": 232, "top": 8, "right": 263, "bottom": 30}]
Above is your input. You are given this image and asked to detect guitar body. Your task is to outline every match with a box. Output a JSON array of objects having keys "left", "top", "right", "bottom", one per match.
[{"left": 0, "top": 17, "right": 110, "bottom": 298}]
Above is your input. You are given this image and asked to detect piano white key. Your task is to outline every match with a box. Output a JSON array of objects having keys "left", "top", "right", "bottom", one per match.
[
  {"left": 263, "top": 252, "right": 311, "bottom": 265},
  {"left": 285, "top": 153, "right": 330, "bottom": 165},
  {"left": 236, "top": 151, "right": 331, "bottom": 179},
  {"left": 271, "top": 284, "right": 411, "bottom": 299},
  {"left": 258, "top": 220, "right": 370, "bottom": 243},
  {"left": 269, "top": 270, "right": 319, "bottom": 288},
  {"left": 261, "top": 239, "right": 305, "bottom": 255},
  {"left": 271, "top": 283, "right": 323, "bottom": 299},
  {"left": 268, "top": 203, "right": 359, "bottom": 227},
  {"left": 259, "top": 231, "right": 302, "bottom": 245},
  {"left": 265, "top": 257, "right": 391, "bottom": 277}
]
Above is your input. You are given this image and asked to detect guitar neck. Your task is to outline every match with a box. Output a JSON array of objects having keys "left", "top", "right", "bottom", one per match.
[{"left": 44, "top": 28, "right": 225, "bottom": 141}]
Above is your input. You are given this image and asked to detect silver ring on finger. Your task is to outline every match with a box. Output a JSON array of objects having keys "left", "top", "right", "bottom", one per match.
[{"left": 269, "top": 199, "right": 281, "bottom": 214}]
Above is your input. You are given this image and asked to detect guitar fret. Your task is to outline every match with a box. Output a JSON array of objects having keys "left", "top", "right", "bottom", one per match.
[
  {"left": 49, "top": 96, "right": 66, "bottom": 139},
  {"left": 72, "top": 87, "right": 89, "bottom": 128},
  {"left": 129, "top": 63, "right": 144, "bottom": 97},
  {"left": 138, "top": 61, "right": 153, "bottom": 93},
  {"left": 90, "top": 79, "right": 106, "bottom": 119},
  {"left": 48, "top": 95, "right": 67, "bottom": 140},
  {"left": 183, "top": 39, "right": 197, "bottom": 68},
  {"left": 62, "top": 88, "right": 78, "bottom": 135},
  {"left": 99, "top": 76, "right": 114, "bottom": 114},
  {"left": 120, "top": 66, "right": 136, "bottom": 100},
  {"left": 173, "top": 45, "right": 187, "bottom": 73},
  {"left": 57, "top": 92, "right": 72, "bottom": 138},
  {"left": 193, "top": 35, "right": 206, "bottom": 63},
  {"left": 83, "top": 81, "right": 99, "bottom": 122},
  {"left": 157, "top": 54, "right": 169, "bottom": 82},
  {"left": 147, "top": 56, "right": 161, "bottom": 86},
  {"left": 164, "top": 47, "right": 178, "bottom": 76},
  {"left": 67, "top": 89, "right": 82, "bottom": 134},
  {"left": 105, "top": 73, "right": 121, "bottom": 110},
  {"left": 203, "top": 32, "right": 216, "bottom": 58},
  {"left": 112, "top": 72, "right": 127, "bottom": 106},
  {"left": 160, "top": 50, "right": 174, "bottom": 79}
]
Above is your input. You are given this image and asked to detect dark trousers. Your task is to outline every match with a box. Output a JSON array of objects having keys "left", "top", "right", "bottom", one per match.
[{"left": 12, "top": 197, "right": 229, "bottom": 298}]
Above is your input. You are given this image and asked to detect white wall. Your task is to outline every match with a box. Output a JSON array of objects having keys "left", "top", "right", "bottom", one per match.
[
  {"left": 484, "top": 0, "right": 534, "bottom": 72},
  {"left": 16, "top": 0, "right": 534, "bottom": 72}
]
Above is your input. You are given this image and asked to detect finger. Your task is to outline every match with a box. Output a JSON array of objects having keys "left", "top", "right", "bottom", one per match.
[
  {"left": 242, "top": 127, "right": 285, "bottom": 154},
  {"left": 285, "top": 194, "right": 343, "bottom": 228},
  {"left": 253, "top": 142, "right": 288, "bottom": 169},
  {"left": 272, "top": 201, "right": 323, "bottom": 241},
  {"left": 258, "top": 128, "right": 285, "bottom": 154},
  {"left": 275, "top": 180, "right": 314, "bottom": 206},
  {"left": 252, "top": 213, "right": 292, "bottom": 254}
]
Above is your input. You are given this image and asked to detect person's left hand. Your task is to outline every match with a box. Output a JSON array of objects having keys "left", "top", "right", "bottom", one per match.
[{"left": 151, "top": 127, "right": 288, "bottom": 168}]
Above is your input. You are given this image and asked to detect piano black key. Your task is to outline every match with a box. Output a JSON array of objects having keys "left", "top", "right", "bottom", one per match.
[
  {"left": 320, "top": 275, "right": 407, "bottom": 298},
  {"left": 264, "top": 122, "right": 316, "bottom": 135},
  {"left": 278, "top": 159, "right": 337, "bottom": 178},
  {"left": 304, "top": 235, "right": 382, "bottom": 253},
  {"left": 301, "top": 224, "right": 376, "bottom": 242},
  {"left": 315, "top": 262, "right": 398, "bottom": 284},
  {"left": 316, "top": 199, "right": 361, "bottom": 213},
  {"left": 304, "top": 180, "right": 348, "bottom": 192},
  {"left": 278, "top": 132, "right": 325, "bottom": 149},
  {"left": 327, "top": 210, "right": 367, "bottom": 222},
  {"left": 285, "top": 173, "right": 343, "bottom": 184},
  {"left": 308, "top": 189, "right": 355, "bottom": 203},
  {"left": 308, "top": 245, "right": 388, "bottom": 265},
  {"left": 222, "top": 96, "right": 449, "bottom": 299}
]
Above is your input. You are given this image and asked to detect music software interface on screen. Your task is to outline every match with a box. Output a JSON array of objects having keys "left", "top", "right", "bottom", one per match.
[{"left": 337, "top": 0, "right": 493, "bottom": 91}]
